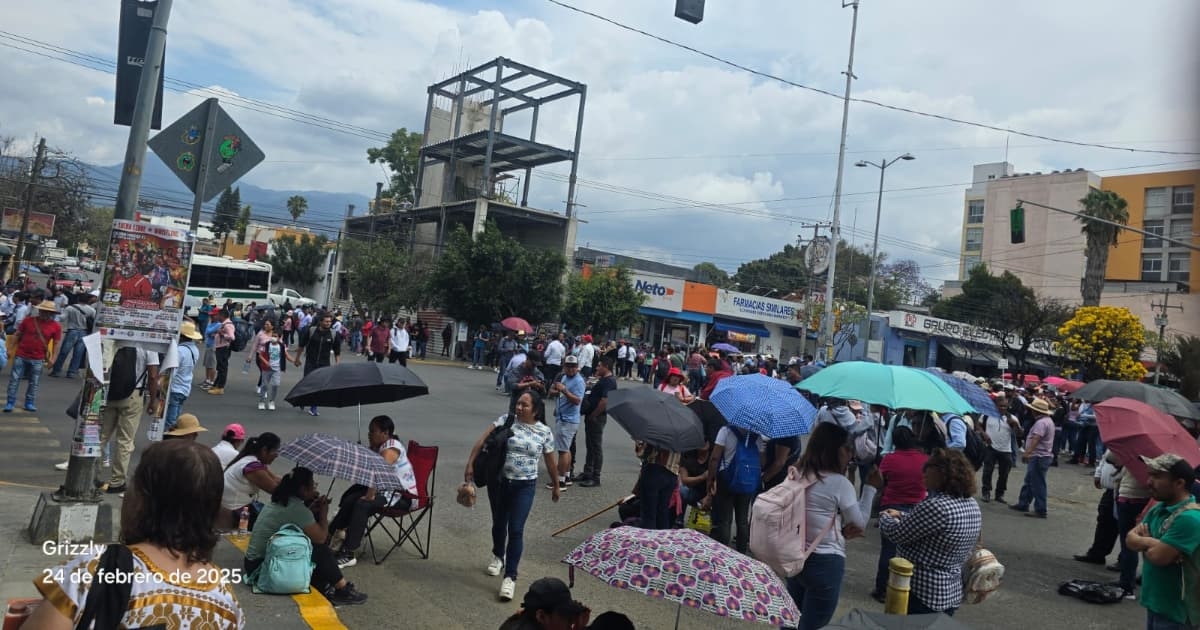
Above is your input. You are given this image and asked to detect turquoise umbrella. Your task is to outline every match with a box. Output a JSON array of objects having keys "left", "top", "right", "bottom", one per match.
[{"left": 796, "top": 362, "right": 975, "bottom": 413}]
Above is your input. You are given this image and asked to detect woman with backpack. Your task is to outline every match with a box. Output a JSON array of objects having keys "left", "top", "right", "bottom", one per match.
[
  {"left": 464, "top": 390, "right": 560, "bottom": 603},
  {"left": 869, "top": 426, "right": 928, "bottom": 602},
  {"left": 245, "top": 466, "right": 368, "bottom": 606},
  {"left": 786, "top": 422, "right": 880, "bottom": 630},
  {"left": 878, "top": 449, "right": 982, "bottom": 616},
  {"left": 707, "top": 424, "right": 763, "bottom": 554},
  {"left": 221, "top": 432, "right": 283, "bottom": 529},
  {"left": 657, "top": 368, "right": 695, "bottom": 404}
]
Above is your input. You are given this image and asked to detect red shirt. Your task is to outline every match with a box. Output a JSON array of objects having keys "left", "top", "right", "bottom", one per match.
[
  {"left": 17, "top": 316, "right": 63, "bottom": 361},
  {"left": 879, "top": 448, "right": 929, "bottom": 506}
]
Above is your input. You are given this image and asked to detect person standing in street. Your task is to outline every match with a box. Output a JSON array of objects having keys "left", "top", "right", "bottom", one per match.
[
  {"left": 5, "top": 300, "right": 62, "bottom": 413},
  {"left": 547, "top": 355, "right": 585, "bottom": 492},
  {"left": 206, "top": 308, "right": 235, "bottom": 396},
  {"left": 165, "top": 320, "right": 202, "bottom": 432},
  {"left": 441, "top": 322, "right": 453, "bottom": 357},
  {"left": 1074, "top": 456, "right": 1123, "bottom": 566},
  {"left": 1124, "top": 453, "right": 1199, "bottom": 630},
  {"left": 369, "top": 317, "right": 391, "bottom": 363},
  {"left": 576, "top": 335, "right": 596, "bottom": 379},
  {"left": 389, "top": 319, "right": 410, "bottom": 366},
  {"left": 980, "top": 394, "right": 1022, "bottom": 503},
  {"left": 256, "top": 326, "right": 289, "bottom": 411},
  {"left": 578, "top": 357, "right": 617, "bottom": 488},
  {"left": 295, "top": 313, "right": 340, "bottom": 416},
  {"left": 497, "top": 332, "right": 519, "bottom": 391},
  {"left": 48, "top": 291, "right": 95, "bottom": 378},
  {"left": 1009, "top": 397, "right": 1056, "bottom": 518},
  {"left": 543, "top": 332, "right": 565, "bottom": 386},
  {"left": 95, "top": 346, "right": 160, "bottom": 494}
]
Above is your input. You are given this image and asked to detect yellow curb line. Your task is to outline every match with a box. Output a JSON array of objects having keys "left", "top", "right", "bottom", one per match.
[{"left": 225, "top": 533, "right": 347, "bottom": 630}]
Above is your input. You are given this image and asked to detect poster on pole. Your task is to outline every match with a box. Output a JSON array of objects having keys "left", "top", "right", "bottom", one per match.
[{"left": 96, "top": 219, "right": 193, "bottom": 345}]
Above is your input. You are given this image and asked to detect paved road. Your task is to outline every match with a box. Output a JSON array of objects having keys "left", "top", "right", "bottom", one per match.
[{"left": 0, "top": 353, "right": 1145, "bottom": 629}]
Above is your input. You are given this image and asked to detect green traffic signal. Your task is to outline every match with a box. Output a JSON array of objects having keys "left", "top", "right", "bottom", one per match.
[{"left": 1010, "top": 204, "right": 1025, "bottom": 244}]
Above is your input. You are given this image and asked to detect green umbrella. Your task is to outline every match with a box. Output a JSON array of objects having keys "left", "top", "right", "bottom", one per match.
[{"left": 797, "top": 362, "right": 975, "bottom": 413}]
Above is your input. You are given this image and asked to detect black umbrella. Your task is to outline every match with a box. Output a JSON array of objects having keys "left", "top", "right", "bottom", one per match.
[
  {"left": 685, "top": 398, "right": 727, "bottom": 445},
  {"left": 1072, "top": 379, "right": 1198, "bottom": 420},
  {"left": 284, "top": 362, "right": 429, "bottom": 442},
  {"left": 606, "top": 388, "right": 705, "bottom": 452}
]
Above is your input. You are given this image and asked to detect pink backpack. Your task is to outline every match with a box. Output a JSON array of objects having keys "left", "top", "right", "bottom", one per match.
[{"left": 749, "top": 467, "right": 836, "bottom": 577}]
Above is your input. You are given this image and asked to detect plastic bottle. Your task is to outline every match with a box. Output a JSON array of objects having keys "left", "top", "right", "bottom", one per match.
[
  {"left": 238, "top": 507, "right": 250, "bottom": 535},
  {"left": 3, "top": 599, "right": 39, "bottom": 630},
  {"left": 241, "top": 360, "right": 250, "bottom": 375}
]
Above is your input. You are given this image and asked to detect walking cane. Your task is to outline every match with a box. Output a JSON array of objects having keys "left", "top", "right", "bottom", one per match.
[{"left": 550, "top": 495, "right": 636, "bottom": 537}]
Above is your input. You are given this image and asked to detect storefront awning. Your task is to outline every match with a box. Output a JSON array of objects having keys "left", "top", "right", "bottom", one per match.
[
  {"left": 939, "top": 341, "right": 993, "bottom": 365},
  {"left": 639, "top": 307, "right": 712, "bottom": 324},
  {"left": 713, "top": 319, "right": 770, "bottom": 338}
]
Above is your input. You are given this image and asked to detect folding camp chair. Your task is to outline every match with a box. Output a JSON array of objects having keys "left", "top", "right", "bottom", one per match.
[{"left": 365, "top": 440, "right": 438, "bottom": 564}]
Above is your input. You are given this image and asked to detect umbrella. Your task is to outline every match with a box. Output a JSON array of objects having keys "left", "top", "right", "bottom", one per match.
[
  {"left": 1043, "top": 376, "right": 1069, "bottom": 387},
  {"left": 824, "top": 608, "right": 971, "bottom": 629},
  {"left": 1054, "top": 380, "right": 1085, "bottom": 394},
  {"left": 709, "top": 373, "right": 817, "bottom": 438},
  {"left": 606, "top": 388, "right": 706, "bottom": 452},
  {"left": 499, "top": 316, "right": 534, "bottom": 333},
  {"left": 1094, "top": 397, "right": 1200, "bottom": 485},
  {"left": 1072, "top": 379, "right": 1198, "bottom": 420},
  {"left": 924, "top": 368, "right": 1000, "bottom": 419},
  {"left": 279, "top": 433, "right": 406, "bottom": 492},
  {"left": 563, "top": 526, "right": 799, "bottom": 629},
  {"left": 284, "top": 362, "right": 429, "bottom": 442},
  {"left": 797, "top": 362, "right": 975, "bottom": 414},
  {"left": 711, "top": 342, "right": 739, "bottom": 353},
  {"left": 799, "top": 364, "right": 823, "bottom": 380},
  {"left": 685, "top": 399, "right": 727, "bottom": 445},
  {"left": 1002, "top": 372, "right": 1041, "bottom": 384}
]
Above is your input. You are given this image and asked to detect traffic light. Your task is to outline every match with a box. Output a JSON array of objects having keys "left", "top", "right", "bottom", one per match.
[{"left": 1010, "top": 204, "right": 1025, "bottom": 244}]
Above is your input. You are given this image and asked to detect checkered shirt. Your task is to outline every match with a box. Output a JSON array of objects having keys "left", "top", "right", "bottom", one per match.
[{"left": 879, "top": 492, "right": 982, "bottom": 611}]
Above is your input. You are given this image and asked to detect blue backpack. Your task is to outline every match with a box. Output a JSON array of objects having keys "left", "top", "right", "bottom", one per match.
[
  {"left": 721, "top": 427, "right": 762, "bottom": 495},
  {"left": 250, "top": 523, "right": 314, "bottom": 594}
]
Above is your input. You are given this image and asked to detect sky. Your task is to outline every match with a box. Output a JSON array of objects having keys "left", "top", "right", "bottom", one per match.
[{"left": 2, "top": 0, "right": 1199, "bottom": 288}]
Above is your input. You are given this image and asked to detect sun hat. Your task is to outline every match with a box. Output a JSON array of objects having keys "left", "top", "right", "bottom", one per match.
[
  {"left": 164, "top": 413, "right": 208, "bottom": 436},
  {"left": 1025, "top": 397, "right": 1053, "bottom": 416},
  {"left": 34, "top": 300, "right": 58, "bottom": 313},
  {"left": 179, "top": 320, "right": 203, "bottom": 340}
]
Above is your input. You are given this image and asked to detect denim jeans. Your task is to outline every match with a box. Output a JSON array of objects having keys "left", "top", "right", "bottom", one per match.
[
  {"left": 638, "top": 463, "right": 677, "bottom": 530},
  {"left": 488, "top": 478, "right": 536, "bottom": 579},
  {"left": 51, "top": 328, "right": 86, "bottom": 376},
  {"left": 1017, "top": 456, "right": 1052, "bottom": 515},
  {"left": 786, "top": 552, "right": 845, "bottom": 630},
  {"left": 472, "top": 346, "right": 485, "bottom": 368},
  {"left": 1146, "top": 610, "right": 1195, "bottom": 630},
  {"left": 1063, "top": 422, "right": 1080, "bottom": 454},
  {"left": 164, "top": 392, "right": 188, "bottom": 431},
  {"left": 6, "top": 357, "right": 43, "bottom": 408},
  {"left": 873, "top": 504, "right": 913, "bottom": 594},
  {"left": 1116, "top": 499, "right": 1149, "bottom": 591}
]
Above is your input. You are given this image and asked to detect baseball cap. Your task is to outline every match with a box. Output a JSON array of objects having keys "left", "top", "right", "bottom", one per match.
[
  {"left": 222, "top": 423, "right": 246, "bottom": 440},
  {"left": 1140, "top": 453, "right": 1196, "bottom": 484},
  {"left": 563, "top": 355, "right": 579, "bottom": 366},
  {"left": 521, "top": 577, "right": 588, "bottom": 616}
]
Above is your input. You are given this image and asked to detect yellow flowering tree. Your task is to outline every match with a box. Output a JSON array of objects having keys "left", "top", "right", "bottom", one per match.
[{"left": 1058, "top": 306, "right": 1147, "bottom": 382}]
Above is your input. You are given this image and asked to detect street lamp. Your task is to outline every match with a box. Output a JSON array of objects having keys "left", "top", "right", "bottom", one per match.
[{"left": 855, "top": 152, "right": 915, "bottom": 333}]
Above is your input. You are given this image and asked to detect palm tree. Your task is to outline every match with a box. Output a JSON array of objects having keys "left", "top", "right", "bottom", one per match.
[
  {"left": 286, "top": 195, "right": 308, "bottom": 225},
  {"left": 1076, "top": 189, "right": 1129, "bottom": 307}
]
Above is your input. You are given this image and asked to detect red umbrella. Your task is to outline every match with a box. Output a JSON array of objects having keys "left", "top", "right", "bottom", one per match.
[
  {"left": 499, "top": 316, "right": 534, "bottom": 333},
  {"left": 1002, "top": 373, "right": 1041, "bottom": 384},
  {"left": 1095, "top": 397, "right": 1200, "bottom": 485},
  {"left": 1043, "top": 376, "right": 1069, "bottom": 386},
  {"left": 1056, "top": 380, "right": 1085, "bottom": 394}
]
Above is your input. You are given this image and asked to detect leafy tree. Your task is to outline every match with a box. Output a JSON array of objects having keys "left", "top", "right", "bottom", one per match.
[
  {"left": 235, "top": 204, "right": 252, "bottom": 244},
  {"left": 1160, "top": 335, "right": 1200, "bottom": 400},
  {"left": 692, "top": 262, "right": 731, "bottom": 287},
  {"left": 562, "top": 267, "right": 645, "bottom": 336},
  {"left": 878, "top": 259, "right": 934, "bottom": 307},
  {"left": 367, "top": 128, "right": 424, "bottom": 204},
  {"left": 286, "top": 195, "right": 307, "bottom": 225},
  {"left": 1058, "top": 306, "right": 1147, "bottom": 382},
  {"left": 732, "top": 244, "right": 810, "bottom": 295},
  {"left": 212, "top": 186, "right": 240, "bottom": 254},
  {"left": 78, "top": 206, "right": 115, "bottom": 253},
  {"left": 342, "top": 238, "right": 426, "bottom": 316},
  {"left": 0, "top": 137, "right": 92, "bottom": 252},
  {"left": 426, "top": 222, "right": 566, "bottom": 326},
  {"left": 1077, "top": 189, "right": 1129, "bottom": 306},
  {"left": 262, "top": 233, "right": 328, "bottom": 287}
]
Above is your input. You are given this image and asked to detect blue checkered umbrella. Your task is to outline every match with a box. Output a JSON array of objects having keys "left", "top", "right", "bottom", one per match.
[
  {"left": 924, "top": 369, "right": 999, "bottom": 418},
  {"left": 279, "top": 433, "right": 405, "bottom": 491},
  {"left": 709, "top": 373, "right": 817, "bottom": 438}
]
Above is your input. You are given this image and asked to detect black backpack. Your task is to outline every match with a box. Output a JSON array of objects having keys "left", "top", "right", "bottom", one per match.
[
  {"left": 107, "top": 347, "right": 144, "bottom": 402},
  {"left": 654, "top": 358, "right": 670, "bottom": 381},
  {"left": 947, "top": 414, "right": 986, "bottom": 470},
  {"left": 230, "top": 318, "right": 253, "bottom": 352},
  {"left": 472, "top": 414, "right": 516, "bottom": 488},
  {"left": 70, "top": 304, "right": 95, "bottom": 334}
]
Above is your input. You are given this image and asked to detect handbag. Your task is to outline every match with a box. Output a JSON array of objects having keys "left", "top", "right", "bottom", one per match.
[
  {"left": 962, "top": 535, "right": 1005, "bottom": 604},
  {"left": 472, "top": 414, "right": 516, "bottom": 488}
]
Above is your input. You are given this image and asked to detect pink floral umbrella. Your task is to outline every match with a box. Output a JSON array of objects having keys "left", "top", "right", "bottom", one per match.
[{"left": 563, "top": 526, "right": 799, "bottom": 629}]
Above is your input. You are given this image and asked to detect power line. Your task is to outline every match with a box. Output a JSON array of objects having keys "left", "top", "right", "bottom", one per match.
[{"left": 544, "top": 0, "right": 1200, "bottom": 157}]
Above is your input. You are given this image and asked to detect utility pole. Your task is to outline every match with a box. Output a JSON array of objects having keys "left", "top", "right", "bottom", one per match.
[
  {"left": 327, "top": 203, "right": 354, "bottom": 307},
  {"left": 1151, "top": 288, "right": 1182, "bottom": 385},
  {"left": 798, "top": 221, "right": 831, "bottom": 359},
  {"left": 821, "top": 0, "right": 861, "bottom": 363},
  {"left": 11, "top": 137, "right": 46, "bottom": 281}
]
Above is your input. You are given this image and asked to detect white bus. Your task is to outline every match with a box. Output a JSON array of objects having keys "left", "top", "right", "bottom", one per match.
[{"left": 183, "top": 254, "right": 273, "bottom": 314}]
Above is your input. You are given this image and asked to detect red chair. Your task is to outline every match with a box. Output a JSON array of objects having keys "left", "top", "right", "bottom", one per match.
[{"left": 365, "top": 441, "right": 438, "bottom": 564}]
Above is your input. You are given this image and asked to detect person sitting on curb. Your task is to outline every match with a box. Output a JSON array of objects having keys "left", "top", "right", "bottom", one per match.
[{"left": 220, "top": 432, "right": 282, "bottom": 530}]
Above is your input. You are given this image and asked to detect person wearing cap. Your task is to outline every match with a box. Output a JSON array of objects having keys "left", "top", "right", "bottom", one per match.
[
  {"left": 1009, "top": 396, "right": 1056, "bottom": 518},
  {"left": 48, "top": 291, "right": 96, "bottom": 379},
  {"left": 547, "top": 355, "right": 586, "bottom": 492},
  {"left": 1125, "top": 453, "right": 1200, "bottom": 629},
  {"left": 4, "top": 300, "right": 62, "bottom": 413},
  {"left": 497, "top": 577, "right": 590, "bottom": 630},
  {"left": 212, "top": 423, "right": 246, "bottom": 468},
  {"left": 163, "top": 413, "right": 208, "bottom": 441},
  {"left": 576, "top": 335, "right": 596, "bottom": 379},
  {"left": 163, "top": 320, "right": 203, "bottom": 432}
]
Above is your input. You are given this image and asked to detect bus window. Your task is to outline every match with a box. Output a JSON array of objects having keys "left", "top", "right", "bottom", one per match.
[{"left": 246, "top": 269, "right": 268, "bottom": 290}]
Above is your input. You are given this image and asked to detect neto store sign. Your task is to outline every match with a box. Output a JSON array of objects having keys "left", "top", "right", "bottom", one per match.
[
  {"left": 632, "top": 274, "right": 684, "bottom": 312},
  {"left": 715, "top": 290, "right": 800, "bottom": 325}
]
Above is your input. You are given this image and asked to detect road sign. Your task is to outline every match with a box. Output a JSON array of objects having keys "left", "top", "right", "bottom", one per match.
[
  {"left": 115, "top": 0, "right": 165, "bottom": 129},
  {"left": 148, "top": 99, "right": 264, "bottom": 203},
  {"left": 997, "top": 358, "right": 1009, "bottom": 370}
]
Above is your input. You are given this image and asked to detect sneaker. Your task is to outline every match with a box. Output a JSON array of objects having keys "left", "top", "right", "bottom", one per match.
[
  {"left": 544, "top": 481, "right": 567, "bottom": 492},
  {"left": 268, "top": 401, "right": 276, "bottom": 411},
  {"left": 335, "top": 550, "right": 357, "bottom": 569},
  {"left": 23, "top": 404, "right": 36, "bottom": 412},
  {"left": 200, "top": 381, "right": 213, "bottom": 389},
  {"left": 486, "top": 556, "right": 503, "bottom": 576},
  {"left": 1122, "top": 589, "right": 1136, "bottom": 601},
  {"left": 307, "top": 407, "right": 320, "bottom": 417},
  {"left": 54, "top": 461, "right": 68, "bottom": 471},
  {"left": 257, "top": 402, "right": 266, "bottom": 410},
  {"left": 102, "top": 456, "right": 111, "bottom": 468},
  {"left": 3, "top": 403, "right": 13, "bottom": 413},
  {"left": 1074, "top": 554, "right": 1106, "bottom": 565},
  {"left": 104, "top": 484, "right": 126, "bottom": 494},
  {"left": 498, "top": 577, "right": 516, "bottom": 602},
  {"left": 561, "top": 478, "right": 574, "bottom": 488},
  {"left": 206, "top": 388, "right": 224, "bottom": 395},
  {"left": 326, "top": 582, "right": 367, "bottom": 606},
  {"left": 579, "top": 478, "right": 600, "bottom": 488},
  {"left": 981, "top": 491, "right": 991, "bottom": 503}
]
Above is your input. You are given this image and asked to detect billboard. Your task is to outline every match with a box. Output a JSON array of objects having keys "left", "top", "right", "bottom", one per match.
[
  {"left": 630, "top": 273, "right": 685, "bottom": 312},
  {"left": 96, "top": 219, "right": 194, "bottom": 345},
  {"left": 1, "top": 208, "right": 56, "bottom": 238},
  {"left": 715, "top": 290, "right": 801, "bottom": 325}
]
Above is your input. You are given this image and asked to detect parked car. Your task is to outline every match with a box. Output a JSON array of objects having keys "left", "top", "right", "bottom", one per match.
[
  {"left": 268, "top": 287, "right": 317, "bottom": 308},
  {"left": 47, "top": 269, "right": 93, "bottom": 292}
]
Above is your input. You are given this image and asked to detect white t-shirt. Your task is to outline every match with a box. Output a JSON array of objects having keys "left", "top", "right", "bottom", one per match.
[
  {"left": 714, "top": 425, "right": 766, "bottom": 470},
  {"left": 492, "top": 415, "right": 554, "bottom": 481},
  {"left": 544, "top": 340, "right": 565, "bottom": 366},
  {"left": 380, "top": 437, "right": 419, "bottom": 501},
  {"left": 221, "top": 455, "right": 262, "bottom": 510},
  {"left": 577, "top": 343, "right": 596, "bottom": 368},
  {"left": 802, "top": 472, "right": 877, "bottom": 557},
  {"left": 212, "top": 440, "right": 239, "bottom": 469},
  {"left": 984, "top": 413, "right": 1016, "bottom": 454}
]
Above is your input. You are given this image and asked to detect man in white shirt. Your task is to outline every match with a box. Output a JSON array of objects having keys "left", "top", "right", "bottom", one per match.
[
  {"left": 543, "top": 332, "right": 566, "bottom": 385},
  {"left": 980, "top": 394, "right": 1022, "bottom": 504},
  {"left": 577, "top": 335, "right": 596, "bottom": 379},
  {"left": 389, "top": 320, "right": 410, "bottom": 366}
]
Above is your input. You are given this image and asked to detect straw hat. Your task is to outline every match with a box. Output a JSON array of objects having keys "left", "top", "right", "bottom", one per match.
[
  {"left": 1025, "top": 397, "right": 1053, "bottom": 416},
  {"left": 34, "top": 300, "right": 58, "bottom": 313},
  {"left": 164, "top": 413, "right": 208, "bottom": 436},
  {"left": 179, "top": 320, "right": 203, "bottom": 340}
]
